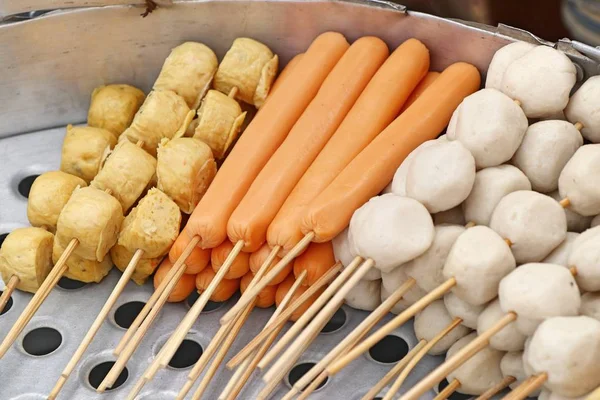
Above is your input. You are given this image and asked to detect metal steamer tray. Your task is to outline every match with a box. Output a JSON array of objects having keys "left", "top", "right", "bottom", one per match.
[{"left": 0, "top": 1, "right": 599, "bottom": 399}]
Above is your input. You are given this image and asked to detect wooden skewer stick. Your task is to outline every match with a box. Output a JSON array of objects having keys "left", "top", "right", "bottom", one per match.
[
  {"left": 112, "top": 236, "right": 201, "bottom": 356},
  {"left": 177, "top": 249, "right": 279, "bottom": 399},
  {"left": 221, "top": 232, "right": 314, "bottom": 325},
  {"left": 434, "top": 379, "right": 461, "bottom": 400},
  {"left": 290, "top": 277, "right": 418, "bottom": 400},
  {"left": 48, "top": 248, "right": 144, "bottom": 399},
  {"left": 221, "top": 272, "right": 307, "bottom": 400},
  {"left": 0, "top": 275, "right": 18, "bottom": 314},
  {"left": 358, "top": 341, "right": 426, "bottom": 400},
  {"left": 383, "top": 318, "right": 464, "bottom": 400},
  {"left": 475, "top": 375, "right": 516, "bottom": 400},
  {"left": 228, "top": 87, "right": 239, "bottom": 99},
  {"left": 133, "top": 240, "right": 245, "bottom": 394},
  {"left": 502, "top": 373, "right": 547, "bottom": 400},
  {"left": 574, "top": 121, "right": 584, "bottom": 131},
  {"left": 0, "top": 237, "right": 78, "bottom": 358},
  {"left": 97, "top": 259, "right": 188, "bottom": 392},
  {"left": 227, "top": 257, "right": 344, "bottom": 369},
  {"left": 399, "top": 312, "right": 517, "bottom": 400},
  {"left": 560, "top": 198, "right": 571, "bottom": 208},
  {"left": 257, "top": 258, "right": 361, "bottom": 370},
  {"left": 327, "top": 277, "right": 457, "bottom": 377}
]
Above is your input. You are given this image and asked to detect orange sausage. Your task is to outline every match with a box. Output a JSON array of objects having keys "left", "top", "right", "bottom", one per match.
[
  {"left": 240, "top": 271, "right": 277, "bottom": 308},
  {"left": 275, "top": 274, "right": 324, "bottom": 321},
  {"left": 301, "top": 62, "right": 481, "bottom": 242},
  {"left": 169, "top": 32, "right": 349, "bottom": 262},
  {"left": 267, "top": 39, "right": 430, "bottom": 254},
  {"left": 227, "top": 36, "right": 389, "bottom": 253},
  {"left": 154, "top": 258, "right": 197, "bottom": 302},
  {"left": 269, "top": 53, "right": 303, "bottom": 96},
  {"left": 249, "top": 243, "right": 292, "bottom": 286},
  {"left": 293, "top": 241, "right": 336, "bottom": 287},
  {"left": 195, "top": 266, "right": 241, "bottom": 302},
  {"left": 176, "top": 246, "right": 211, "bottom": 275},
  {"left": 400, "top": 71, "right": 440, "bottom": 112},
  {"left": 211, "top": 240, "right": 250, "bottom": 279}
]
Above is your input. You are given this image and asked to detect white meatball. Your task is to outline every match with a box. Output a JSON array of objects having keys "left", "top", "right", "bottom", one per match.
[
  {"left": 542, "top": 232, "right": 579, "bottom": 267},
  {"left": 462, "top": 165, "right": 531, "bottom": 226},
  {"left": 349, "top": 194, "right": 434, "bottom": 272},
  {"left": 565, "top": 75, "right": 600, "bottom": 143},
  {"left": 512, "top": 120, "right": 583, "bottom": 193},
  {"left": 539, "top": 390, "right": 589, "bottom": 400},
  {"left": 500, "top": 352, "right": 528, "bottom": 391},
  {"left": 478, "top": 299, "right": 526, "bottom": 352},
  {"left": 580, "top": 292, "right": 600, "bottom": 322},
  {"left": 405, "top": 140, "right": 475, "bottom": 213},
  {"left": 446, "top": 332, "right": 505, "bottom": 395},
  {"left": 414, "top": 300, "right": 470, "bottom": 355},
  {"left": 559, "top": 144, "right": 600, "bottom": 216},
  {"left": 443, "top": 226, "right": 516, "bottom": 305},
  {"left": 568, "top": 226, "right": 600, "bottom": 292},
  {"left": 592, "top": 215, "right": 600, "bottom": 227},
  {"left": 485, "top": 41, "right": 536, "bottom": 91},
  {"left": 404, "top": 224, "right": 465, "bottom": 292},
  {"left": 391, "top": 139, "right": 438, "bottom": 197},
  {"left": 549, "top": 191, "right": 592, "bottom": 233},
  {"left": 501, "top": 46, "right": 576, "bottom": 118},
  {"left": 525, "top": 316, "right": 600, "bottom": 397},
  {"left": 381, "top": 181, "right": 393, "bottom": 194},
  {"left": 447, "top": 88, "right": 528, "bottom": 168},
  {"left": 381, "top": 266, "right": 427, "bottom": 314},
  {"left": 499, "top": 263, "right": 581, "bottom": 336},
  {"left": 433, "top": 205, "right": 466, "bottom": 226},
  {"left": 333, "top": 228, "right": 380, "bottom": 281},
  {"left": 444, "top": 292, "right": 486, "bottom": 330},
  {"left": 344, "top": 279, "right": 381, "bottom": 311},
  {"left": 490, "top": 191, "right": 567, "bottom": 263}
]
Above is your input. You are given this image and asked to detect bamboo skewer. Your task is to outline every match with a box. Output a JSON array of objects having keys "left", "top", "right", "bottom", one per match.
[
  {"left": 131, "top": 240, "right": 245, "bottom": 395},
  {"left": 48, "top": 248, "right": 144, "bottom": 399},
  {"left": 383, "top": 318, "right": 463, "bottom": 400},
  {"left": 221, "top": 271, "right": 307, "bottom": 400},
  {"left": 399, "top": 312, "right": 517, "bottom": 400},
  {"left": 0, "top": 275, "right": 18, "bottom": 313},
  {"left": 434, "top": 379, "right": 461, "bottom": 400},
  {"left": 502, "top": 373, "right": 547, "bottom": 400},
  {"left": 359, "top": 341, "right": 426, "bottom": 400},
  {"left": 177, "top": 247, "right": 279, "bottom": 399},
  {"left": 288, "top": 277, "right": 418, "bottom": 400},
  {"left": 326, "top": 277, "right": 457, "bottom": 377},
  {"left": 257, "top": 258, "right": 360, "bottom": 370},
  {"left": 98, "top": 259, "right": 188, "bottom": 392},
  {"left": 0, "top": 237, "right": 78, "bottom": 358},
  {"left": 476, "top": 376, "right": 516, "bottom": 400},
  {"left": 221, "top": 232, "right": 315, "bottom": 325},
  {"left": 113, "top": 236, "right": 201, "bottom": 356},
  {"left": 227, "top": 258, "right": 344, "bottom": 370}
]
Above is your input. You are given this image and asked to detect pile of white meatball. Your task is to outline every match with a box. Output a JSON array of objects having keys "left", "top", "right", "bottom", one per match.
[{"left": 332, "top": 41, "right": 600, "bottom": 398}]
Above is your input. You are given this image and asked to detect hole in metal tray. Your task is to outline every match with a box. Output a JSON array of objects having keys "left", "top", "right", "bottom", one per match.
[
  {"left": 0, "top": 291, "right": 13, "bottom": 315},
  {"left": 186, "top": 290, "right": 223, "bottom": 313},
  {"left": 57, "top": 277, "right": 87, "bottom": 291},
  {"left": 321, "top": 308, "right": 347, "bottom": 334},
  {"left": 287, "top": 362, "right": 328, "bottom": 391},
  {"left": 114, "top": 301, "right": 146, "bottom": 329},
  {"left": 367, "top": 335, "right": 409, "bottom": 364},
  {"left": 168, "top": 339, "right": 203, "bottom": 369},
  {"left": 437, "top": 379, "right": 473, "bottom": 400},
  {"left": 88, "top": 361, "right": 129, "bottom": 390},
  {"left": 17, "top": 174, "right": 39, "bottom": 198},
  {"left": 0, "top": 232, "right": 8, "bottom": 247},
  {"left": 22, "top": 327, "right": 62, "bottom": 356}
]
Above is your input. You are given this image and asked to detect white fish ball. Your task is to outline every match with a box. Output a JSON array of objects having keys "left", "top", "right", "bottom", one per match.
[
  {"left": 580, "top": 292, "right": 600, "bottom": 322},
  {"left": 333, "top": 228, "right": 380, "bottom": 281},
  {"left": 592, "top": 215, "right": 600, "bottom": 227},
  {"left": 413, "top": 300, "right": 470, "bottom": 355},
  {"left": 490, "top": 191, "right": 567, "bottom": 263},
  {"left": 447, "top": 88, "right": 528, "bottom": 168},
  {"left": 485, "top": 41, "right": 536, "bottom": 91},
  {"left": 542, "top": 232, "right": 580, "bottom": 267},
  {"left": 433, "top": 205, "right": 466, "bottom": 226},
  {"left": 512, "top": 120, "right": 583, "bottom": 193},
  {"left": 549, "top": 191, "right": 592, "bottom": 233},
  {"left": 525, "top": 316, "right": 600, "bottom": 397},
  {"left": 500, "top": 352, "right": 529, "bottom": 391},
  {"left": 444, "top": 292, "right": 486, "bottom": 330},
  {"left": 499, "top": 263, "right": 581, "bottom": 336},
  {"left": 462, "top": 165, "right": 531, "bottom": 226},
  {"left": 501, "top": 46, "right": 577, "bottom": 118},
  {"left": 565, "top": 75, "right": 600, "bottom": 143},
  {"left": 344, "top": 279, "right": 381, "bottom": 311},
  {"left": 349, "top": 194, "right": 434, "bottom": 272},
  {"left": 568, "top": 226, "right": 600, "bottom": 292},
  {"left": 559, "top": 144, "right": 600, "bottom": 216},
  {"left": 478, "top": 299, "right": 526, "bottom": 352},
  {"left": 443, "top": 226, "right": 516, "bottom": 305},
  {"left": 390, "top": 139, "right": 438, "bottom": 196},
  {"left": 381, "top": 266, "right": 427, "bottom": 314}
]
